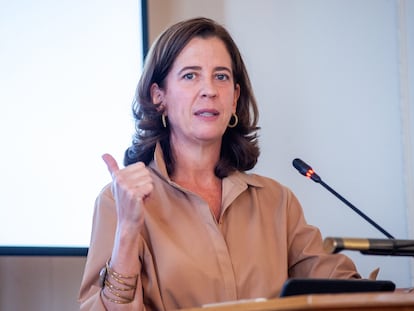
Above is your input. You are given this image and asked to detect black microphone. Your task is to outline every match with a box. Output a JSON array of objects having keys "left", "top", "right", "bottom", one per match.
[
  {"left": 292, "top": 158, "right": 395, "bottom": 239},
  {"left": 323, "top": 237, "right": 414, "bottom": 256}
]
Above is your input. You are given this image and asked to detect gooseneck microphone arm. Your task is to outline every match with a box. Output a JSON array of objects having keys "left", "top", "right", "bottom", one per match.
[
  {"left": 323, "top": 237, "right": 414, "bottom": 256},
  {"left": 292, "top": 158, "right": 395, "bottom": 239}
]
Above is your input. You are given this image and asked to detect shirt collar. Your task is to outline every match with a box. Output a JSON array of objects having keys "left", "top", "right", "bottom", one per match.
[
  {"left": 150, "top": 142, "right": 170, "bottom": 181},
  {"left": 149, "top": 142, "right": 264, "bottom": 189}
]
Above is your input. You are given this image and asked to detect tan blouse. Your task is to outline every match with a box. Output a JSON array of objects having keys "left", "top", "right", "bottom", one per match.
[{"left": 79, "top": 144, "right": 360, "bottom": 310}]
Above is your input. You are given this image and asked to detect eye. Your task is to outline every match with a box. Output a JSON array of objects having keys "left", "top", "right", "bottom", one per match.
[
  {"left": 216, "top": 73, "right": 230, "bottom": 81},
  {"left": 183, "top": 72, "right": 195, "bottom": 80}
]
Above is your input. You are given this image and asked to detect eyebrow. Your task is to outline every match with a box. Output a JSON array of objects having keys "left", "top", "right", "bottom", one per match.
[{"left": 177, "top": 66, "right": 232, "bottom": 75}]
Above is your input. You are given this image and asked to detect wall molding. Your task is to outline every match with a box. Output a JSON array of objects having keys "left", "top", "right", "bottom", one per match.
[{"left": 397, "top": 0, "right": 414, "bottom": 286}]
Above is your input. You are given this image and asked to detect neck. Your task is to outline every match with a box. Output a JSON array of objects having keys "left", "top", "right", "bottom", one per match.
[
  {"left": 170, "top": 139, "right": 221, "bottom": 185},
  {"left": 168, "top": 137, "right": 223, "bottom": 221}
]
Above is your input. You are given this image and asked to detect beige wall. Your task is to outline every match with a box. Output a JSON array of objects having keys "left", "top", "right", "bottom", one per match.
[
  {"left": 148, "top": 0, "right": 414, "bottom": 287},
  {"left": 147, "top": 0, "right": 226, "bottom": 42},
  {"left": 0, "top": 256, "right": 86, "bottom": 311},
  {"left": 1, "top": 1, "right": 413, "bottom": 310}
]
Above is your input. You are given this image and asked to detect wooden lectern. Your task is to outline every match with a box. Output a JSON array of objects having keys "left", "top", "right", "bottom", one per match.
[{"left": 180, "top": 291, "right": 414, "bottom": 311}]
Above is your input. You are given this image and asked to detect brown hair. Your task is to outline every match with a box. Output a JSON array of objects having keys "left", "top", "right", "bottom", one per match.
[{"left": 124, "top": 17, "right": 260, "bottom": 178}]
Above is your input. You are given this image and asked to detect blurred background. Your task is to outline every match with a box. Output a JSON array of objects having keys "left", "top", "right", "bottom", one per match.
[{"left": 0, "top": 0, "right": 413, "bottom": 310}]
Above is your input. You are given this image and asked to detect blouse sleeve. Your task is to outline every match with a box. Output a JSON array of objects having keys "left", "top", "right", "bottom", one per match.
[
  {"left": 78, "top": 185, "right": 115, "bottom": 310},
  {"left": 285, "top": 189, "right": 361, "bottom": 279},
  {"left": 78, "top": 185, "right": 147, "bottom": 311}
]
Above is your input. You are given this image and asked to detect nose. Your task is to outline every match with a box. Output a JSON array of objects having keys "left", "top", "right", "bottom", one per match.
[{"left": 200, "top": 78, "right": 217, "bottom": 98}]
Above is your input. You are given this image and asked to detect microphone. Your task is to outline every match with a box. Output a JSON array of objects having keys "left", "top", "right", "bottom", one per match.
[
  {"left": 323, "top": 237, "right": 414, "bottom": 256},
  {"left": 292, "top": 158, "right": 395, "bottom": 239}
]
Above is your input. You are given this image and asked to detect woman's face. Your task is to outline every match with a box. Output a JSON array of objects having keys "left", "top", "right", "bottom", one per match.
[{"left": 155, "top": 36, "right": 240, "bottom": 147}]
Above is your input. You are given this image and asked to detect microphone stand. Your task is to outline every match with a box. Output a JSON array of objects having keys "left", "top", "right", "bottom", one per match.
[
  {"left": 318, "top": 179, "right": 395, "bottom": 239},
  {"left": 292, "top": 159, "right": 414, "bottom": 256},
  {"left": 323, "top": 237, "right": 414, "bottom": 257}
]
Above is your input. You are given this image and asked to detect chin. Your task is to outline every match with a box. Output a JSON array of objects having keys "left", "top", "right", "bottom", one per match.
[{"left": 194, "top": 133, "right": 223, "bottom": 143}]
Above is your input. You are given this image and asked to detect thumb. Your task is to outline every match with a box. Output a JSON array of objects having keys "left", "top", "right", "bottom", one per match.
[{"left": 102, "top": 153, "right": 120, "bottom": 176}]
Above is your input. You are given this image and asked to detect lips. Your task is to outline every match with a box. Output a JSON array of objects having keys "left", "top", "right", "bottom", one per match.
[{"left": 194, "top": 109, "right": 219, "bottom": 117}]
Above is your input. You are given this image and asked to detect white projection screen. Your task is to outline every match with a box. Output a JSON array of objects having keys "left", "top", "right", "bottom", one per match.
[{"left": 0, "top": 0, "right": 147, "bottom": 255}]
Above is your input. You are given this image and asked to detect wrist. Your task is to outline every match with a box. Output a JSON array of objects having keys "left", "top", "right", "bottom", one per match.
[{"left": 100, "top": 258, "right": 139, "bottom": 305}]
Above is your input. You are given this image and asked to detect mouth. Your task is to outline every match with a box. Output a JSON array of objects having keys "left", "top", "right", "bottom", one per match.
[{"left": 194, "top": 109, "right": 219, "bottom": 117}]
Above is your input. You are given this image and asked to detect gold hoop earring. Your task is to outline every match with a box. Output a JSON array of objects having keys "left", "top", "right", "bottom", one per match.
[
  {"left": 161, "top": 114, "right": 167, "bottom": 128},
  {"left": 228, "top": 113, "right": 238, "bottom": 128}
]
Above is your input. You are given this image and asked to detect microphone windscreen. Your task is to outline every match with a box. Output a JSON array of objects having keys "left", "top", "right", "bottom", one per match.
[{"left": 292, "top": 158, "right": 311, "bottom": 176}]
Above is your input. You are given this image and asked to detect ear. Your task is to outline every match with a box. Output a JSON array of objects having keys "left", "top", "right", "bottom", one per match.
[
  {"left": 233, "top": 83, "right": 240, "bottom": 112},
  {"left": 150, "top": 83, "right": 165, "bottom": 106}
]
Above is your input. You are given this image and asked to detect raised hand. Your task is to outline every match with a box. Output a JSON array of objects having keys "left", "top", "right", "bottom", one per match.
[
  {"left": 102, "top": 153, "right": 154, "bottom": 232},
  {"left": 100, "top": 153, "right": 151, "bottom": 309}
]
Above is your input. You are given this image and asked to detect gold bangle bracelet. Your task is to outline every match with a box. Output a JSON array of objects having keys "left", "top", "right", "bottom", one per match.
[
  {"left": 105, "top": 283, "right": 134, "bottom": 301},
  {"left": 101, "top": 288, "right": 134, "bottom": 304},
  {"left": 107, "top": 273, "right": 137, "bottom": 289},
  {"left": 104, "top": 279, "right": 136, "bottom": 292},
  {"left": 99, "top": 258, "right": 138, "bottom": 305},
  {"left": 106, "top": 260, "right": 138, "bottom": 279}
]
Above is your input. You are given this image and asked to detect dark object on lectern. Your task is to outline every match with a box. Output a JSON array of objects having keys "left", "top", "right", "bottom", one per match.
[
  {"left": 323, "top": 237, "right": 414, "bottom": 256},
  {"left": 279, "top": 278, "right": 396, "bottom": 297}
]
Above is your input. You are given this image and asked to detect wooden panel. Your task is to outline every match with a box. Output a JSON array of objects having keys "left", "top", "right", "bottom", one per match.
[{"left": 180, "top": 291, "right": 414, "bottom": 311}]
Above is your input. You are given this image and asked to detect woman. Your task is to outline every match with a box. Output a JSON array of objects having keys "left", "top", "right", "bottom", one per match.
[{"left": 79, "top": 17, "right": 360, "bottom": 311}]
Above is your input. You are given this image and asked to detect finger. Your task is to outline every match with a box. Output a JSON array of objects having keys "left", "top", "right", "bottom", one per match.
[{"left": 102, "top": 153, "right": 120, "bottom": 175}]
